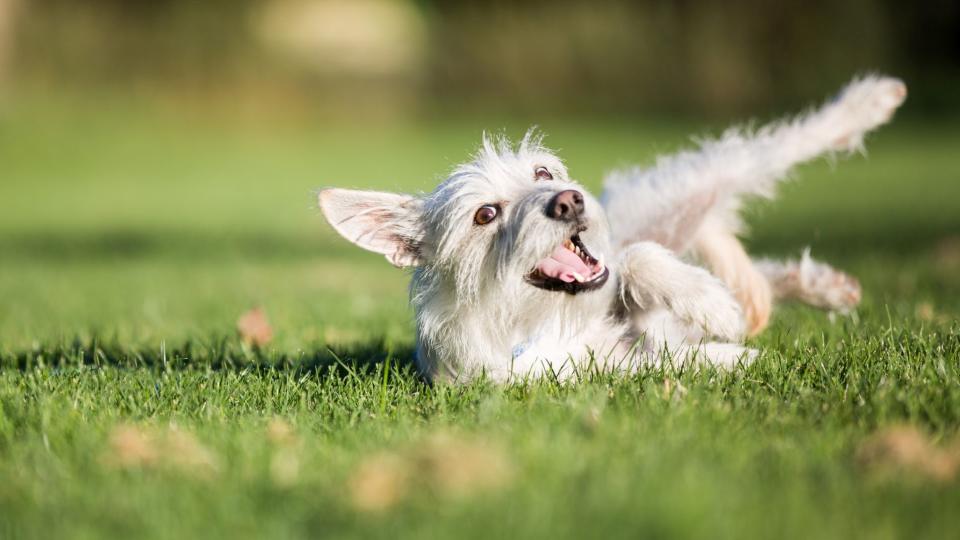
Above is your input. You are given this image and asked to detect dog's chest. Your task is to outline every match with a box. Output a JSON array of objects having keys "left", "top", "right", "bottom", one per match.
[{"left": 508, "top": 318, "right": 627, "bottom": 379}]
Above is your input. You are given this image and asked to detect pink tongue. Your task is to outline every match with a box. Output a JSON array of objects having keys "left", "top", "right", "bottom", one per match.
[{"left": 535, "top": 245, "right": 592, "bottom": 283}]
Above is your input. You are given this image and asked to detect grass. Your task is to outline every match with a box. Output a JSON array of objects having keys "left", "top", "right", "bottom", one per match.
[{"left": 1, "top": 99, "right": 960, "bottom": 539}]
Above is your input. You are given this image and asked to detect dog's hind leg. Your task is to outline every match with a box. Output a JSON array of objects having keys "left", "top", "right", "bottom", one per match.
[
  {"left": 696, "top": 229, "right": 861, "bottom": 333},
  {"left": 753, "top": 250, "right": 862, "bottom": 313},
  {"left": 602, "top": 75, "right": 907, "bottom": 253}
]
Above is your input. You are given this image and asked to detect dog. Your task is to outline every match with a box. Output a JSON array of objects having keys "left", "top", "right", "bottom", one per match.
[{"left": 319, "top": 75, "right": 906, "bottom": 383}]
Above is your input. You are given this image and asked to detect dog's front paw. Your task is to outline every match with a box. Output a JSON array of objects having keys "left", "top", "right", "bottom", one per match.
[{"left": 669, "top": 269, "right": 746, "bottom": 341}]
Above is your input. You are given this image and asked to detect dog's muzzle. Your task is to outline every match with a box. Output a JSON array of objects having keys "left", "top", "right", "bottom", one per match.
[{"left": 524, "top": 226, "right": 609, "bottom": 295}]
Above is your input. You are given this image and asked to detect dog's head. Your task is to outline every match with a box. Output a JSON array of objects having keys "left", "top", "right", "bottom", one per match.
[{"left": 318, "top": 133, "right": 613, "bottom": 308}]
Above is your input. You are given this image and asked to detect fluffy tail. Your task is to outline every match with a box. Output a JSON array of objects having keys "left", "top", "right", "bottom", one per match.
[{"left": 602, "top": 74, "right": 907, "bottom": 252}]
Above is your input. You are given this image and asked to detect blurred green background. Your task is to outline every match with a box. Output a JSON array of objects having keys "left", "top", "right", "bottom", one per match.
[{"left": 4, "top": 0, "right": 960, "bottom": 116}]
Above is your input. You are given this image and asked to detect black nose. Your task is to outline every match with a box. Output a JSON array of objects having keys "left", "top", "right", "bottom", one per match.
[{"left": 547, "top": 190, "right": 585, "bottom": 221}]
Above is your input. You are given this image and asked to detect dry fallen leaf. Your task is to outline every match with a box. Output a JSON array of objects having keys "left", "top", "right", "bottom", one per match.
[
  {"left": 102, "top": 423, "right": 219, "bottom": 478},
  {"left": 104, "top": 424, "right": 158, "bottom": 469},
  {"left": 266, "top": 418, "right": 302, "bottom": 487},
  {"left": 415, "top": 433, "right": 512, "bottom": 497},
  {"left": 856, "top": 425, "right": 959, "bottom": 482},
  {"left": 237, "top": 307, "right": 273, "bottom": 347},
  {"left": 935, "top": 236, "right": 960, "bottom": 270},
  {"left": 915, "top": 302, "right": 936, "bottom": 322},
  {"left": 270, "top": 448, "right": 301, "bottom": 488},
  {"left": 266, "top": 417, "right": 298, "bottom": 446},
  {"left": 165, "top": 425, "right": 220, "bottom": 477},
  {"left": 348, "top": 452, "right": 410, "bottom": 512},
  {"left": 347, "top": 432, "right": 513, "bottom": 513}
]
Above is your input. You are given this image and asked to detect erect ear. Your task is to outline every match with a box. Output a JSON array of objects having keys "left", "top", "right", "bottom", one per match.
[{"left": 318, "top": 188, "right": 424, "bottom": 267}]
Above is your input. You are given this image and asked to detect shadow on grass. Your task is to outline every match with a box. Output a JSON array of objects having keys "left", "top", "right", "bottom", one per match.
[
  {"left": 0, "top": 230, "right": 357, "bottom": 262},
  {"left": 0, "top": 336, "right": 418, "bottom": 378}
]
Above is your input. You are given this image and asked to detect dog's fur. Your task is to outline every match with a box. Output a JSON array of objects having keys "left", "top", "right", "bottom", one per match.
[{"left": 319, "top": 75, "right": 906, "bottom": 383}]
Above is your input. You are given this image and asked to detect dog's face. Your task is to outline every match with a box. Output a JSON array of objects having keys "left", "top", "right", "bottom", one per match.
[{"left": 319, "top": 134, "right": 613, "bottom": 309}]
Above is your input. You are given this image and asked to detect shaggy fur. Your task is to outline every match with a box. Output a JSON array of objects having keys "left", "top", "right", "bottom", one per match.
[{"left": 319, "top": 75, "right": 906, "bottom": 383}]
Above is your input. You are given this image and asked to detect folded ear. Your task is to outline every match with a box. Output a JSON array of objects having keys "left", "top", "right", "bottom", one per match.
[{"left": 318, "top": 188, "right": 424, "bottom": 267}]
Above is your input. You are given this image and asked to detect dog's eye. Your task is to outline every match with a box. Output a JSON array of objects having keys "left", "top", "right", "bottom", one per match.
[
  {"left": 474, "top": 205, "right": 499, "bottom": 225},
  {"left": 534, "top": 166, "right": 553, "bottom": 181}
]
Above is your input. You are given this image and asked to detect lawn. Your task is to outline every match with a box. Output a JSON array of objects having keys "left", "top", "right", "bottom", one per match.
[{"left": 1, "top": 98, "right": 959, "bottom": 539}]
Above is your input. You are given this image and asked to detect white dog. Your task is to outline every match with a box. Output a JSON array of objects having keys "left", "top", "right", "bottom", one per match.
[{"left": 319, "top": 75, "right": 906, "bottom": 383}]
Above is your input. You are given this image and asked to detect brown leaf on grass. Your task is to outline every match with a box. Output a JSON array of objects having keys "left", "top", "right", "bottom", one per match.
[
  {"left": 237, "top": 307, "right": 273, "bottom": 347},
  {"left": 348, "top": 452, "right": 411, "bottom": 512},
  {"left": 104, "top": 424, "right": 158, "bottom": 469},
  {"left": 266, "top": 417, "right": 298, "bottom": 447},
  {"left": 165, "top": 425, "right": 220, "bottom": 477},
  {"left": 856, "top": 425, "right": 959, "bottom": 482},
  {"left": 102, "top": 423, "right": 219, "bottom": 478},
  {"left": 270, "top": 448, "right": 301, "bottom": 488},
  {"left": 414, "top": 433, "right": 512, "bottom": 497},
  {"left": 935, "top": 236, "right": 960, "bottom": 270},
  {"left": 347, "top": 432, "right": 513, "bottom": 512},
  {"left": 266, "top": 418, "right": 301, "bottom": 487},
  {"left": 915, "top": 302, "right": 936, "bottom": 322}
]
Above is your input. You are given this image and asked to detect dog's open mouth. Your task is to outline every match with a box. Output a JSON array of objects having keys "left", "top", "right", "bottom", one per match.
[{"left": 525, "top": 232, "right": 609, "bottom": 294}]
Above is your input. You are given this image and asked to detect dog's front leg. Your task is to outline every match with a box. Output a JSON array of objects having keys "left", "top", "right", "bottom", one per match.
[{"left": 618, "top": 242, "right": 746, "bottom": 341}]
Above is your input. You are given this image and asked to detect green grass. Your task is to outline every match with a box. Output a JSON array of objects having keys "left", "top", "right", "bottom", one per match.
[{"left": 1, "top": 100, "right": 960, "bottom": 539}]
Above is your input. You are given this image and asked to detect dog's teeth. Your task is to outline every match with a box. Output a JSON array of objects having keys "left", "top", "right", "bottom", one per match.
[
  {"left": 592, "top": 255, "right": 606, "bottom": 280},
  {"left": 572, "top": 272, "right": 586, "bottom": 283}
]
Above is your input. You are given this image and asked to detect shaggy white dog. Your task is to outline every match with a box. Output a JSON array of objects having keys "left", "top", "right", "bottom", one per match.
[{"left": 319, "top": 75, "right": 906, "bottom": 383}]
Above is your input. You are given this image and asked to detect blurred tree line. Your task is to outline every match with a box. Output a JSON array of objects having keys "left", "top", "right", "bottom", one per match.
[{"left": 4, "top": 0, "right": 958, "bottom": 116}]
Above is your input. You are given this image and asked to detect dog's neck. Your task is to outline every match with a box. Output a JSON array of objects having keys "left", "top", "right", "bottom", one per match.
[{"left": 410, "top": 267, "right": 622, "bottom": 381}]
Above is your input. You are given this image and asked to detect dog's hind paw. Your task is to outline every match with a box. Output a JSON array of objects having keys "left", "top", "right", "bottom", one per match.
[
  {"left": 831, "top": 75, "right": 907, "bottom": 151},
  {"left": 795, "top": 253, "right": 862, "bottom": 313}
]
